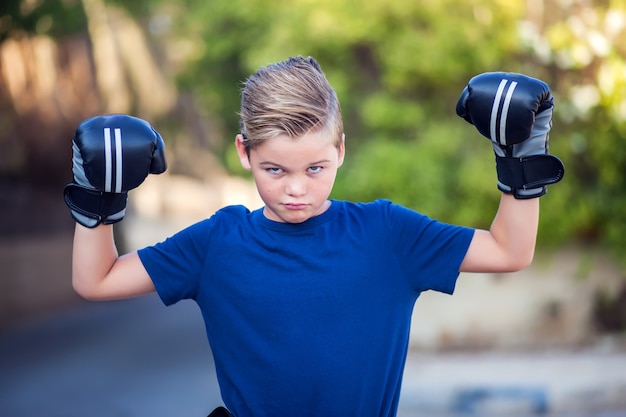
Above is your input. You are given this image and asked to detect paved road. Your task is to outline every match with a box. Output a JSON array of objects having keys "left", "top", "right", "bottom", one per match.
[
  {"left": 0, "top": 295, "right": 222, "bottom": 417},
  {"left": 1, "top": 294, "right": 626, "bottom": 417},
  {"left": 399, "top": 349, "right": 626, "bottom": 416}
]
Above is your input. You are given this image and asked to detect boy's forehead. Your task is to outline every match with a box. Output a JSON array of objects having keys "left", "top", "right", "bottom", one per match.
[{"left": 251, "top": 131, "right": 340, "bottom": 164}]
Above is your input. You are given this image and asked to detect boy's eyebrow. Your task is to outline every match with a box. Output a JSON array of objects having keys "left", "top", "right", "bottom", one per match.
[
  {"left": 258, "top": 159, "right": 332, "bottom": 167},
  {"left": 258, "top": 161, "right": 283, "bottom": 168}
]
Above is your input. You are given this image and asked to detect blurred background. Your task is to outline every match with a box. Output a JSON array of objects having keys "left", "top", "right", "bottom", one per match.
[{"left": 0, "top": 0, "right": 625, "bottom": 415}]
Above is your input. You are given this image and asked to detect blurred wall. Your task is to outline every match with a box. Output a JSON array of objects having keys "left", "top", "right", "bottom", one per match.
[
  {"left": 0, "top": 35, "right": 100, "bottom": 329},
  {"left": 0, "top": 5, "right": 177, "bottom": 329}
]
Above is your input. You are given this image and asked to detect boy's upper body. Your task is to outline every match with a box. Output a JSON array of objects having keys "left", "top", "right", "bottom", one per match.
[
  {"left": 67, "top": 56, "right": 562, "bottom": 416},
  {"left": 138, "top": 199, "right": 473, "bottom": 416}
]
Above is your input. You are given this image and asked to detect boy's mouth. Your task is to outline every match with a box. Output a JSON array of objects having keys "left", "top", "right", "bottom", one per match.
[{"left": 284, "top": 203, "right": 307, "bottom": 210}]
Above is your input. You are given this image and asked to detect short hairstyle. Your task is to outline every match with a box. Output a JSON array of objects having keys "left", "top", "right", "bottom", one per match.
[{"left": 239, "top": 56, "right": 344, "bottom": 152}]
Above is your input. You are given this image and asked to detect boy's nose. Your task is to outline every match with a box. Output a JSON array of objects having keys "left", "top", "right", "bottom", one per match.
[{"left": 285, "top": 176, "right": 306, "bottom": 196}]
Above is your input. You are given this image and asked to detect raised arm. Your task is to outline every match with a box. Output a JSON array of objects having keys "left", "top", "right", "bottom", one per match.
[
  {"left": 72, "top": 224, "right": 154, "bottom": 300},
  {"left": 455, "top": 72, "right": 564, "bottom": 273},
  {"left": 64, "top": 114, "right": 167, "bottom": 300},
  {"left": 461, "top": 194, "right": 538, "bottom": 272}
]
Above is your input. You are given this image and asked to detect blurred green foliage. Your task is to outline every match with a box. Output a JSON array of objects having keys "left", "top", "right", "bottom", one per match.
[
  {"left": 2, "top": 0, "right": 625, "bottom": 266},
  {"left": 0, "top": 0, "right": 86, "bottom": 42},
  {"left": 150, "top": 0, "right": 626, "bottom": 264}
]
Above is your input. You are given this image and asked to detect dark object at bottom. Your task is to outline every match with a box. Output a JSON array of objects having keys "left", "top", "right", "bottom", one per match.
[{"left": 208, "top": 406, "right": 233, "bottom": 417}]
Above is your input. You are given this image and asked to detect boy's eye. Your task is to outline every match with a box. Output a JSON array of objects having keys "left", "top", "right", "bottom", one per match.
[
  {"left": 308, "top": 166, "right": 322, "bottom": 174},
  {"left": 267, "top": 167, "right": 283, "bottom": 175}
]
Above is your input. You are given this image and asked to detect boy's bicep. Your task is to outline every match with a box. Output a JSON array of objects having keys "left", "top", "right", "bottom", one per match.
[
  {"left": 459, "top": 229, "right": 506, "bottom": 273},
  {"left": 101, "top": 252, "right": 156, "bottom": 299}
]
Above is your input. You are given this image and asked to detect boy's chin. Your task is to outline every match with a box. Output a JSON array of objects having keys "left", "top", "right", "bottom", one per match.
[{"left": 263, "top": 206, "right": 311, "bottom": 224}]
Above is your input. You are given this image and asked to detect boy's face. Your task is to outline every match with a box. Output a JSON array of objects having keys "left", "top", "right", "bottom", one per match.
[{"left": 236, "top": 130, "right": 345, "bottom": 223}]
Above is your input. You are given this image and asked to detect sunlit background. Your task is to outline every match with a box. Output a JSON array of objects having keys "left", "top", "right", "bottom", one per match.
[{"left": 1, "top": 0, "right": 625, "bottom": 416}]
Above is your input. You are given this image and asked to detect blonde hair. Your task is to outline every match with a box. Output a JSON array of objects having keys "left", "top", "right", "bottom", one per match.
[{"left": 239, "top": 56, "right": 344, "bottom": 152}]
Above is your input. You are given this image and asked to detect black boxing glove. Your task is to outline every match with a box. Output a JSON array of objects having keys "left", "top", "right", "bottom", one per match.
[
  {"left": 64, "top": 114, "right": 167, "bottom": 228},
  {"left": 456, "top": 72, "right": 564, "bottom": 199}
]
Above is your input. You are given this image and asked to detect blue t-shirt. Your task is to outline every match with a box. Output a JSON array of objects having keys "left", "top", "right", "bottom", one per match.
[{"left": 138, "top": 199, "right": 474, "bottom": 417}]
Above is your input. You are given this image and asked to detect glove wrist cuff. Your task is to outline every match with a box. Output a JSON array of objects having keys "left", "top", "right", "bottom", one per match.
[
  {"left": 64, "top": 184, "right": 128, "bottom": 228},
  {"left": 495, "top": 154, "right": 565, "bottom": 199}
]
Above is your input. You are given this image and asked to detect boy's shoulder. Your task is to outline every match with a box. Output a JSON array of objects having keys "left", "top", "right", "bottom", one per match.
[
  {"left": 215, "top": 204, "right": 253, "bottom": 217},
  {"left": 335, "top": 198, "right": 390, "bottom": 208},
  {"left": 339, "top": 199, "right": 438, "bottom": 228},
  {"left": 200, "top": 205, "right": 254, "bottom": 228},
  {"left": 339, "top": 198, "right": 404, "bottom": 215}
]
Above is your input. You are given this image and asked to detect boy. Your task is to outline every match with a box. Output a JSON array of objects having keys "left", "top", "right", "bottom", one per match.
[{"left": 64, "top": 56, "right": 564, "bottom": 416}]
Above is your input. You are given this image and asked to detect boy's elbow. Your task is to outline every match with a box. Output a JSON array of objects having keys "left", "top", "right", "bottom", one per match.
[
  {"left": 72, "top": 277, "right": 102, "bottom": 301},
  {"left": 507, "top": 250, "right": 535, "bottom": 272},
  {"left": 72, "top": 283, "right": 93, "bottom": 300}
]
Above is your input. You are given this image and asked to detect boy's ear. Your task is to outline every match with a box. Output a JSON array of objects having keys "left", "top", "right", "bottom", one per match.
[
  {"left": 338, "top": 133, "right": 346, "bottom": 167},
  {"left": 235, "top": 134, "right": 252, "bottom": 171}
]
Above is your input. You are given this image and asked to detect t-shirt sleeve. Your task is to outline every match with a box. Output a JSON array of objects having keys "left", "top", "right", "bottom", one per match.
[
  {"left": 137, "top": 218, "right": 212, "bottom": 306},
  {"left": 384, "top": 201, "right": 475, "bottom": 294}
]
